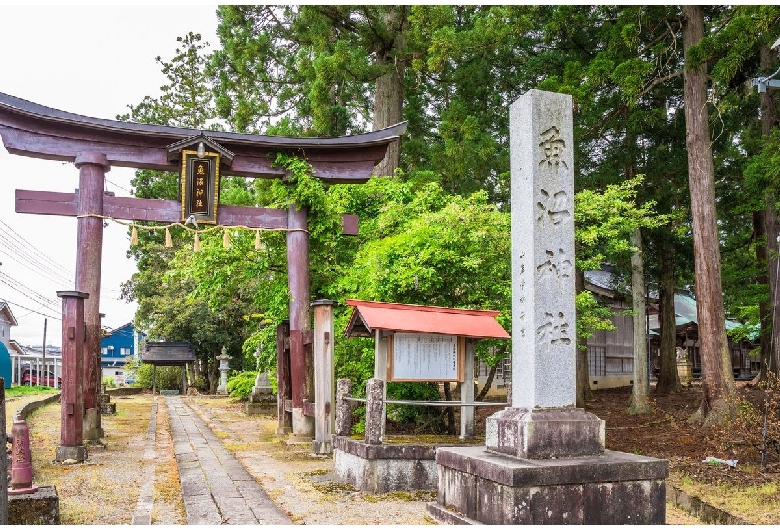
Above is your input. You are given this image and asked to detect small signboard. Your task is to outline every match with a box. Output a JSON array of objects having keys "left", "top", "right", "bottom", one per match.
[
  {"left": 389, "top": 332, "right": 464, "bottom": 382},
  {"left": 181, "top": 149, "right": 220, "bottom": 225}
]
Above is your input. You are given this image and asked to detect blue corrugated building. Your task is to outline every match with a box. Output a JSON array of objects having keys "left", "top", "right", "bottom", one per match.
[{"left": 101, "top": 322, "right": 145, "bottom": 385}]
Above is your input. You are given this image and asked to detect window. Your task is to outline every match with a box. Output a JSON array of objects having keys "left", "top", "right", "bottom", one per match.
[
  {"left": 588, "top": 346, "right": 606, "bottom": 376},
  {"left": 120, "top": 347, "right": 131, "bottom": 356},
  {"left": 101, "top": 347, "right": 107, "bottom": 356}
]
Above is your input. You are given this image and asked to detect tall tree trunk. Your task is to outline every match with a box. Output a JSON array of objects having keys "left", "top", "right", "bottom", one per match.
[
  {"left": 755, "top": 207, "right": 772, "bottom": 383},
  {"left": 575, "top": 268, "right": 594, "bottom": 407},
  {"left": 683, "top": 5, "right": 735, "bottom": 424},
  {"left": 443, "top": 381, "right": 456, "bottom": 435},
  {"left": 372, "top": 7, "right": 406, "bottom": 177},
  {"left": 629, "top": 229, "right": 651, "bottom": 413},
  {"left": 475, "top": 363, "right": 498, "bottom": 402},
  {"left": 761, "top": 45, "right": 780, "bottom": 377},
  {"left": 656, "top": 240, "right": 683, "bottom": 394}
]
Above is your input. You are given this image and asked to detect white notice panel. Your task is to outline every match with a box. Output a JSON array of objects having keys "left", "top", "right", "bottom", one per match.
[{"left": 391, "top": 333, "right": 460, "bottom": 381}]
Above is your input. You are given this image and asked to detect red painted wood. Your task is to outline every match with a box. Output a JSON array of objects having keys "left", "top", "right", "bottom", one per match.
[
  {"left": 16, "top": 189, "right": 356, "bottom": 232},
  {"left": 0, "top": 93, "right": 406, "bottom": 183},
  {"left": 58, "top": 291, "right": 88, "bottom": 448},
  {"left": 74, "top": 154, "right": 106, "bottom": 429},
  {"left": 287, "top": 205, "right": 311, "bottom": 428}
]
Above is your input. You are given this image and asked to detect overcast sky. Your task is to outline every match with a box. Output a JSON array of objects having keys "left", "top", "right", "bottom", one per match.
[{"left": 0, "top": 5, "right": 219, "bottom": 346}]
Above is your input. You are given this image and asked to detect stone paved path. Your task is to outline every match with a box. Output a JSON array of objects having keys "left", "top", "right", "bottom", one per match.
[{"left": 165, "top": 395, "right": 292, "bottom": 525}]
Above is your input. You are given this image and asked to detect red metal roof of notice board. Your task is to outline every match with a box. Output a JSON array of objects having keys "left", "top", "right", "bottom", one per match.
[{"left": 344, "top": 299, "right": 510, "bottom": 339}]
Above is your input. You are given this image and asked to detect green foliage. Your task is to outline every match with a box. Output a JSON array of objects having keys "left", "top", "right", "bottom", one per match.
[
  {"left": 576, "top": 291, "right": 617, "bottom": 349},
  {"left": 102, "top": 377, "right": 116, "bottom": 389},
  {"left": 386, "top": 382, "right": 444, "bottom": 429},
  {"left": 5, "top": 386, "right": 59, "bottom": 398},
  {"left": 226, "top": 371, "right": 257, "bottom": 401},
  {"left": 136, "top": 364, "right": 181, "bottom": 390},
  {"left": 575, "top": 176, "right": 670, "bottom": 271}
]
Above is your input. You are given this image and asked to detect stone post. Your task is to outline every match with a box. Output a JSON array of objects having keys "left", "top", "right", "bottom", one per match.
[
  {"left": 364, "top": 378, "right": 384, "bottom": 445},
  {"left": 335, "top": 378, "right": 353, "bottom": 437},
  {"left": 75, "top": 152, "right": 108, "bottom": 442},
  {"left": 312, "top": 299, "right": 335, "bottom": 454},
  {"left": 459, "top": 339, "right": 476, "bottom": 440},
  {"left": 485, "top": 90, "right": 604, "bottom": 459},
  {"left": 56, "top": 290, "right": 89, "bottom": 463},
  {"left": 216, "top": 347, "right": 230, "bottom": 395}
]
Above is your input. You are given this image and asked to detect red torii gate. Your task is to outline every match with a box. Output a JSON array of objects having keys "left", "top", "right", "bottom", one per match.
[{"left": 0, "top": 92, "right": 404, "bottom": 457}]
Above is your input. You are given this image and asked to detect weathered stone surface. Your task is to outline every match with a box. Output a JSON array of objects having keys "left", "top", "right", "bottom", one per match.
[
  {"left": 8, "top": 485, "right": 60, "bottom": 525},
  {"left": 333, "top": 436, "right": 461, "bottom": 493},
  {"left": 364, "top": 378, "right": 384, "bottom": 445},
  {"left": 431, "top": 446, "right": 667, "bottom": 524},
  {"left": 485, "top": 407, "right": 605, "bottom": 459},
  {"left": 55, "top": 444, "right": 87, "bottom": 463},
  {"left": 335, "top": 378, "right": 353, "bottom": 436},
  {"left": 510, "top": 90, "right": 577, "bottom": 410}
]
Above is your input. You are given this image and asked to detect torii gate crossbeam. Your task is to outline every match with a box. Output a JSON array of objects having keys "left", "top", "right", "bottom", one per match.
[{"left": 0, "top": 92, "right": 404, "bottom": 447}]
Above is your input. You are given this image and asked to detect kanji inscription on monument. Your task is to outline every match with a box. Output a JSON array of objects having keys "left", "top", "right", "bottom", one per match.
[{"left": 510, "top": 89, "right": 576, "bottom": 410}]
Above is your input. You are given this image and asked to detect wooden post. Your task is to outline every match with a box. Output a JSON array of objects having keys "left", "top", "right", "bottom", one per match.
[
  {"left": 287, "top": 204, "right": 314, "bottom": 439},
  {"left": 56, "top": 290, "right": 88, "bottom": 463},
  {"left": 75, "top": 152, "right": 108, "bottom": 442},
  {"left": 276, "top": 321, "right": 292, "bottom": 435},
  {"left": 373, "top": 329, "right": 388, "bottom": 441},
  {"left": 312, "top": 299, "right": 334, "bottom": 454},
  {"left": 460, "top": 339, "right": 476, "bottom": 440}
]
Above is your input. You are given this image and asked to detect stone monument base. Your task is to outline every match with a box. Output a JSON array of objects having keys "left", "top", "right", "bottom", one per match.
[
  {"left": 333, "top": 436, "right": 441, "bottom": 493},
  {"left": 486, "top": 407, "right": 605, "bottom": 459},
  {"left": 83, "top": 407, "right": 104, "bottom": 440},
  {"left": 8, "top": 485, "right": 60, "bottom": 524},
  {"left": 428, "top": 446, "right": 668, "bottom": 525},
  {"left": 55, "top": 444, "right": 87, "bottom": 463}
]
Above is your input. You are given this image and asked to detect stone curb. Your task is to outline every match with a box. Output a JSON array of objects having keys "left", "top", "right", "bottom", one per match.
[{"left": 667, "top": 485, "right": 751, "bottom": 525}]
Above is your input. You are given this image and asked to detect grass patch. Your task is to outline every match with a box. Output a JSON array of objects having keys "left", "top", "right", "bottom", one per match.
[
  {"left": 669, "top": 471, "right": 780, "bottom": 524},
  {"left": 6, "top": 385, "right": 59, "bottom": 398}
]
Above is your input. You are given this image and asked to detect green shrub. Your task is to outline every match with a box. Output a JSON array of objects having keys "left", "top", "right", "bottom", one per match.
[
  {"left": 102, "top": 377, "right": 116, "bottom": 388},
  {"left": 386, "top": 382, "right": 444, "bottom": 429},
  {"left": 226, "top": 371, "right": 257, "bottom": 401},
  {"left": 136, "top": 363, "right": 182, "bottom": 390}
]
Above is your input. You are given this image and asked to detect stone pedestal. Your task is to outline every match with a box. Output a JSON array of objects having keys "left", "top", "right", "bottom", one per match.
[
  {"left": 486, "top": 407, "right": 604, "bottom": 459},
  {"left": 334, "top": 436, "right": 442, "bottom": 494},
  {"left": 8, "top": 485, "right": 60, "bottom": 525},
  {"left": 428, "top": 447, "right": 667, "bottom": 525}
]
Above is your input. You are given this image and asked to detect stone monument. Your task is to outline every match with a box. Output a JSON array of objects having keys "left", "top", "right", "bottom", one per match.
[{"left": 427, "top": 89, "right": 667, "bottom": 525}]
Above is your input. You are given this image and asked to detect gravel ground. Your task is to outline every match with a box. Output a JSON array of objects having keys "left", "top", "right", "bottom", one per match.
[{"left": 11, "top": 391, "right": 702, "bottom": 525}]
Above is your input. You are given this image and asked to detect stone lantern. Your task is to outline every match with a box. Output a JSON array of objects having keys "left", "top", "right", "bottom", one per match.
[{"left": 216, "top": 347, "right": 230, "bottom": 395}]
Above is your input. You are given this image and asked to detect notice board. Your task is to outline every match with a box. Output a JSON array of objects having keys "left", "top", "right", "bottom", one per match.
[{"left": 388, "top": 332, "right": 464, "bottom": 382}]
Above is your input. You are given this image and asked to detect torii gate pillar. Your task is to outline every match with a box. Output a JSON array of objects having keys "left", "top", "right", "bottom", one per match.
[
  {"left": 287, "top": 205, "right": 314, "bottom": 438},
  {"left": 75, "top": 152, "right": 108, "bottom": 442}
]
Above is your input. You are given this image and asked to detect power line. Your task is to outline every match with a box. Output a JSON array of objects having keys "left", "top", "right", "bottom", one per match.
[
  {"left": 0, "top": 271, "right": 60, "bottom": 311},
  {"left": 0, "top": 297, "right": 60, "bottom": 321},
  {"left": 0, "top": 220, "right": 75, "bottom": 279}
]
